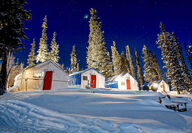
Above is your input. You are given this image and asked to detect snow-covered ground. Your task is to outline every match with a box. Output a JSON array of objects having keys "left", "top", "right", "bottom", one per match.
[{"left": 0, "top": 88, "right": 192, "bottom": 133}]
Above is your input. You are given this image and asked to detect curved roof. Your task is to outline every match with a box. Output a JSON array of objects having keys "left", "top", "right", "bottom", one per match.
[
  {"left": 69, "top": 68, "right": 105, "bottom": 78},
  {"left": 107, "top": 72, "right": 138, "bottom": 83}
]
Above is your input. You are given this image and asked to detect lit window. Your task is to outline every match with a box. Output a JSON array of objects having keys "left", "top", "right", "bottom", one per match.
[
  {"left": 33, "top": 71, "right": 44, "bottom": 78},
  {"left": 121, "top": 82, "right": 125, "bottom": 86}
]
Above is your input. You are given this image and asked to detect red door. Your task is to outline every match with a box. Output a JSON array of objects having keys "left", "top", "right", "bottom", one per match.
[
  {"left": 126, "top": 79, "right": 131, "bottom": 90},
  {"left": 43, "top": 71, "right": 53, "bottom": 90},
  {"left": 90, "top": 75, "right": 96, "bottom": 88}
]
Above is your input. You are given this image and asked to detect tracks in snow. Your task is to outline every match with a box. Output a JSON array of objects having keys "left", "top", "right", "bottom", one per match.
[{"left": 0, "top": 100, "right": 142, "bottom": 133}]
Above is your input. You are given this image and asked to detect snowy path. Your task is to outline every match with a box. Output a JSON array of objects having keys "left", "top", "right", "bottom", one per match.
[{"left": 0, "top": 88, "right": 192, "bottom": 132}]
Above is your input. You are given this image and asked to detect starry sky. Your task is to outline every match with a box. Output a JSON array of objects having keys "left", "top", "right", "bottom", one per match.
[{"left": 15, "top": 0, "right": 192, "bottom": 75}]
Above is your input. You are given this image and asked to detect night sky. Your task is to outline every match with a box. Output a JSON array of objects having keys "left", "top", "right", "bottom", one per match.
[{"left": 15, "top": 0, "right": 192, "bottom": 75}]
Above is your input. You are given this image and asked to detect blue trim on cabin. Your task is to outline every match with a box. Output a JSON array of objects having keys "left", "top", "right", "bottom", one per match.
[
  {"left": 69, "top": 73, "right": 81, "bottom": 85},
  {"left": 69, "top": 68, "right": 105, "bottom": 78},
  {"left": 105, "top": 81, "right": 118, "bottom": 88}
]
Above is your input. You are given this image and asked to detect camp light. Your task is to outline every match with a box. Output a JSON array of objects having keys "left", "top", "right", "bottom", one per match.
[{"left": 153, "top": 83, "right": 159, "bottom": 88}]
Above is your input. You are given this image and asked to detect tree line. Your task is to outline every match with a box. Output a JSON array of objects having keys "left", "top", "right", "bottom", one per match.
[{"left": 0, "top": 1, "right": 192, "bottom": 95}]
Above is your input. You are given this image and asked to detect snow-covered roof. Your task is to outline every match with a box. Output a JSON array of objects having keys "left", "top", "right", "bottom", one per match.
[
  {"left": 107, "top": 72, "right": 138, "bottom": 83},
  {"left": 25, "top": 60, "right": 65, "bottom": 72},
  {"left": 17, "top": 60, "right": 66, "bottom": 76},
  {"left": 69, "top": 68, "right": 104, "bottom": 78}
]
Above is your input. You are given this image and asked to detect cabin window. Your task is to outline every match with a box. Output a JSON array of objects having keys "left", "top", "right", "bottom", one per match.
[
  {"left": 83, "top": 76, "right": 88, "bottom": 80},
  {"left": 33, "top": 71, "right": 44, "bottom": 78},
  {"left": 121, "top": 82, "right": 125, "bottom": 86}
]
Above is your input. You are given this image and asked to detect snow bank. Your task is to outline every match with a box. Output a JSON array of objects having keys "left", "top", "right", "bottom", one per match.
[
  {"left": 0, "top": 100, "right": 143, "bottom": 133},
  {"left": 0, "top": 88, "right": 192, "bottom": 132}
]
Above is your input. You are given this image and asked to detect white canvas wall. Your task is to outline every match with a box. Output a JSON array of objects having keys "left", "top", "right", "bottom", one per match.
[
  {"left": 81, "top": 69, "right": 105, "bottom": 88},
  {"left": 110, "top": 73, "right": 139, "bottom": 91},
  {"left": 17, "top": 61, "right": 68, "bottom": 91}
]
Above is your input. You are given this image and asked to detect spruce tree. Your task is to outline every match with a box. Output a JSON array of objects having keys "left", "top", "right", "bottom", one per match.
[
  {"left": 172, "top": 33, "right": 192, "bottom": 90},
  {"left": 0, "top": 0, "right": 31, "bottom": 94},
  {"left": 70, "top": 45, "right": 77, "bottom": 73},
  {"left": 36, "top": 16, "right": 49, "bottom": 63},
  {"left": 142, "top": 45, "right": 153, "bottom": 82},
  {"left": 152, "top": 53, "right": 164, "bottom": 81},
  {"left": 126, "top": 45, "right": 135, "bottom": 78},
  {"left": 120, "top": 52, "right": 129, "bottom": 73},
  {"left": 184, "top": 43, "right": 192, "bottom": 70},
  {"left": 134, "top": 48, "right": 144, "bottom": 88},
  {"left": 87, "top": 8, "right": 112, "bottom": 78},
  {"left": 111, "top": 41, "right": 121, "bottom": 75},
  {"left": 27, "top": 39, "right": 36, "bottom": 67},
  {"left": 49, "top": 32, "right": 59, "bottom": 63},
  {"left": 156, "top": 23, "right": 186, "bottom": 91}
]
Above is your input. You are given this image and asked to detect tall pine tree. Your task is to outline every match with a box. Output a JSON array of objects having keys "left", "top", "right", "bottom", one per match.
[
  {"left": 134, "top": 47, "right": 144, "bottom": 88},
  {"left": 27, "top": 39, "right": 36, "bottom": 67},
  {"left": 49, "top": 32, "right": 59, "bottom": 63},
  {"left": 157, "top": 23, "right": 186, "bottom": 91},
  {"left": 120, "top": 52, "right": 129, "bottom": 73},
  {"left": 70, "top": 45, "right": 77, "bottom": 73},
  {"left": 152, "top": 53, "right": 164, "bottom": 81},
  {"left": 36, "top": 16, "right": 49, "bottom": 63},
  {"left": 184, "top": 43, "right": 192, "bottom": 70},
  {"left": 142, "top": 45, "right": 158, "bottom": 82},
  {"left": 172, "top": 33, "right": 192, "bottom": 90},
  {"left": 87, "top": 8, "right": 112, "bottom": 78},
  {"left": 0, "top": 0, "right": 31, "bottom": 94},
  {"left": 111, "top": 41, "right": 121, "bottom": 75},
  {"left": 126, "top": 45, "right": 135, "bottom": 78}
]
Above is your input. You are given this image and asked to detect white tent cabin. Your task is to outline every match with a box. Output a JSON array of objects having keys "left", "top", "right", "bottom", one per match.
[
  {"left": 69, "top": 68, "right": 105, "bottom": 88},
  {"left": 13, "top": 60, "right": 68, "bottom": 92},
  {"left": 106, "top": 73, "right": 139, "bottom": 91}
]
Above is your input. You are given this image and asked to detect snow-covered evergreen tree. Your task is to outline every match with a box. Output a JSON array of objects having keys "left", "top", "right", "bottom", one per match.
[
  {"left": 172, "top": 33, "right": 192, "bottom": 90},
  {"left": 189, "top": 45, "right": 192, "bottom": 54},
  {"left": 87, "top": 8, "right": 112, "bottom": 78},
  {"left": 49, "top": 32, "right": 59, "bottom": 63},
  {"left": 126, "top": 45, "right": 135, "bottom": 78},
  {"left": 142, "top": 45, "right": 158, "bottom": 83},
  {"left": 156, "top": 23, "right": 186, "bottom": 91},
  {"left": 27, "top": 39, "right": 36, "bottom": 67},
  {"left": 70, "top": 45, "right": 77, "bottom": 73},
  {"left": 36, "top": 16, "right": 49, "bottom": 63},
  {"left": 120, "top": 52, "right": 129, "bottom": 73},
  {"left": 134, "top": 47, "right": 144, "bottom": 88},
  {"left": 152, "top": 53, "right": 164, "bottom": 81},
  {"left": 0, "top": 0, "right": 31, "bottom": 94},
  {"left": 184, "top": 43, "right": 192, "bottom": 70},
  {"left": 111, "top": 41, "right": 121, "bottom": 75}
]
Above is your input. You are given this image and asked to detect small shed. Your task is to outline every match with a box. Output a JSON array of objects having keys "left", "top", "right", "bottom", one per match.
[
  {"left": 69, "top": 68, "right": 105, "bottom": 88},
  {"left": 105, "top": 73, "right": 139, "bottom": 91},
  {"left": 14, "top": 60, "right": 68, "bottom": 91}
]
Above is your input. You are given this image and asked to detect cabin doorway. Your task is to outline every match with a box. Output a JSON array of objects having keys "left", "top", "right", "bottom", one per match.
[
  {"left": 43, "top": 71, "right": 53, "bottom": 90},
  {"left": 126, "top": 79, "right": 131, "bottom": 90},
  {"left": 90, "top": 75, "right": 96, "bottom": 88}
]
